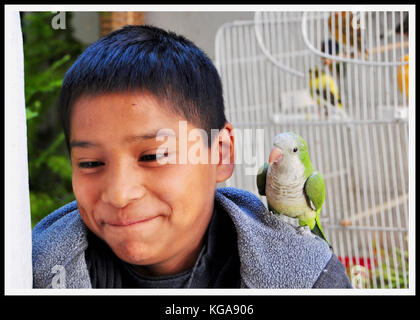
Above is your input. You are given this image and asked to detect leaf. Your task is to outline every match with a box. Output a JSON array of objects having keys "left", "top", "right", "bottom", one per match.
[
  {"left": 50, "top": 54, "right": 71, "bottom": 71},
  {"left": 26, "top": 109, "right": 39, "bottom": 120},
  {"left": 25, "top": 56, "right": 68, "bottom": 102},
  {"left": 34, "top": 132, "right": 65, "bottom": 168},
  {"left": 46, "top": 155, "right": 72, "bottom": 181},
  {"left": 26, "top": 100, "right": 42, "bottom": 120},
  {"left": 30, "top": 192, "right": 56, "bottom": 227}
]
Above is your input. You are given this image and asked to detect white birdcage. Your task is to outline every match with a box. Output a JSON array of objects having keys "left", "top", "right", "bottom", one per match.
[{"left": 215, "top": 11, "right": 409, "bottom": 289}]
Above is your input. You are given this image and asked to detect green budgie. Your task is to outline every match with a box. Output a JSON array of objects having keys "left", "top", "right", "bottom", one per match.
[{"left": 257, "top": 132, "right": 329, "bottom": 245}]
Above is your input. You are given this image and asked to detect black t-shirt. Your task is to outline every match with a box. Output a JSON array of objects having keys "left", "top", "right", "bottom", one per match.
[{"left": 85, "top": 202, "right": 241, "bottom": 288}]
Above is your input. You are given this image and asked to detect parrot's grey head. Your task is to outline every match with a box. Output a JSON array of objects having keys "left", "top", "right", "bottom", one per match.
[{"left": 269, "top": 132, "right": 311, "bottom": 171}]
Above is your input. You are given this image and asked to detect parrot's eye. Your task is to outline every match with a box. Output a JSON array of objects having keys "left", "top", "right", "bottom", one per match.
[{"left": 293, "top": 147, "right": 298, "bottom": 153}]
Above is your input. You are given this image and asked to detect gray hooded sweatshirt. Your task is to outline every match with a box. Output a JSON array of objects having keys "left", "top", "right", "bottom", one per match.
[{"left": 32, "top": 187, "right": 351, "bottom": 288}]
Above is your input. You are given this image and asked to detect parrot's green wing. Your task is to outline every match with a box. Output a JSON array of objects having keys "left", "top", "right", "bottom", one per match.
[
  {"left": 304, "top": 171, "right": 325, "bottom": 211},
  {"left": 304, "top": 172, "right": 329, "bottom": 245},
  {"left": 256, "top": 162, "right": 269, "bottom": 196}
]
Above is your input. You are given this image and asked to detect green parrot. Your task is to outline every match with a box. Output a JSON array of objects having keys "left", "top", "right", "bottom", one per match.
[{"left": 257, "top": 132, "right": 329, "bottom": 245}]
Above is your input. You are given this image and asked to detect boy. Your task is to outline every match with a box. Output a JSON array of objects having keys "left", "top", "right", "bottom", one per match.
[{"left": 32, "top": 25, "right": 351, "bottom": 288}]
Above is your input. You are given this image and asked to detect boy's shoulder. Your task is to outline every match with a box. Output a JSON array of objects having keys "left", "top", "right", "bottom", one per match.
[
  {"left": 32, "top": 201, "right": 91, "bottom": 288},
  {"left": 33, "top": 200, "right": 79, "bottom": 234},
  {"left": 215, "top": 187, "right": 351, "bottom": 288},
  {"left": 31, "top": 189, "right": 351, "bottom": 288}
]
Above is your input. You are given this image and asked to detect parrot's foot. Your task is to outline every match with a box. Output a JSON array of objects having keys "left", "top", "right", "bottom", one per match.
[
  {"left": 296, "top": 226, "right": 306, "bottom": 235},
  {"left": 297, "top": 226, "right": 315, "bottom": 237}
]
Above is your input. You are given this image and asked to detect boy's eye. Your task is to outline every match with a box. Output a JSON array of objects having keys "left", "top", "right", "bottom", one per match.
[
  {"left": 139, "top": 152, "right": 168, "bottom": 162},
  {"left": 78, "top": 161, "right": 104, "bottom": 169},
  {"left": 140, "top": 154, "right": 158, "bottom": 162}
]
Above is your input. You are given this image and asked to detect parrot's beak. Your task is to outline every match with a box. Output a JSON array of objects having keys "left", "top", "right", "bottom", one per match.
[{"left": 269, "top": 146, "right": 283, "bottom": 164}]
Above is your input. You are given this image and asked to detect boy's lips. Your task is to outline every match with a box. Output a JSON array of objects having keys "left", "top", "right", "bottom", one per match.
[{"left": 107, "top": 215, "right": 160, "bottom": 227}]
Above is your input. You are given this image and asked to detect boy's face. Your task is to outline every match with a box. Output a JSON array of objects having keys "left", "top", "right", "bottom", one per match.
[{"left": 70, "top": 92, "right": 233, "bottom": 276}]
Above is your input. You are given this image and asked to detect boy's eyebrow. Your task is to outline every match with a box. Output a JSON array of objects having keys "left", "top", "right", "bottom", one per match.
[
  {"left": 124, "top": 129, "right": 177, "bottom": 144},
  {"left": 124, "top": 129, "right": 177, "bottom": 143},
  {"left": 70, "top": 140, "right": 98, "bottom": 149},
  {"left": 70, "top": 129, "right": 177, "bottom": 149}
]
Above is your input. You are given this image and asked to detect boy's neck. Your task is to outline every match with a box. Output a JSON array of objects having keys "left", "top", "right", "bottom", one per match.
[{"left": 131, "top": 235, "right": 206, "bottom": 278}]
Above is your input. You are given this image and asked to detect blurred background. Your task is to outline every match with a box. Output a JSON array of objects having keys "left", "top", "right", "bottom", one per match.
[{"left": 22, "top": 10, "right": 411, "bottom": 289}]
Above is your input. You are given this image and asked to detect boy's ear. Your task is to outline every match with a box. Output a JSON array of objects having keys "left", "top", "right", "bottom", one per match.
[{"left": 213, "top": 122, "right": 235, "bottom": 183}]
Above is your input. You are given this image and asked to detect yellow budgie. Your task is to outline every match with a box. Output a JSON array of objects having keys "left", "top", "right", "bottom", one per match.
[{"left": 309, "top": 68, "right": 342, "bottom": 117}]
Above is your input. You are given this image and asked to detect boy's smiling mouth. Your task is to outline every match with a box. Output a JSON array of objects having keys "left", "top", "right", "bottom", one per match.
[{"left": 105, "top": 215, "right": 161, "bottom": 227}]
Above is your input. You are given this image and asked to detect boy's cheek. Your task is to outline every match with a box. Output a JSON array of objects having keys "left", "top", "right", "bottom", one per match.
[
  {"left": 74, "top": 197, "right": 104, "bottom": 241},
  {"left": 72, "top": 175, "right": 102, "bottom": 218},
  {"left": 167, "top": 163, "right": 216, "bottom": 192},
  {"left": 72, "top": 174, "right": 92, "bottom": 199}
]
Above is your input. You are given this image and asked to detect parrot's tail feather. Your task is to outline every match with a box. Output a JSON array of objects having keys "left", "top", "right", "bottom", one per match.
[{"left": 311, "top": 218, "right": 330, "bottom": 248}]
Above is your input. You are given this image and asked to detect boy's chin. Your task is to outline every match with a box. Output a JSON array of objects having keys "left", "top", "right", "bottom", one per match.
[{"left": 108, "top": 238, "right": 163, "bottom": 267}]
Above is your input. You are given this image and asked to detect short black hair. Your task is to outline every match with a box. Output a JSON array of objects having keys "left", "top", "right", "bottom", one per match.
[{"left": 59, "top": 25, "right": 227, "bottom": 152}]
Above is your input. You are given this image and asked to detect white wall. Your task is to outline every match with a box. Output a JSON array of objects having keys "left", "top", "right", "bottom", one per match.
[
  {"left": 144, "top": 11, "right": 253, "bottom": 61},
  {"left": 71, "top": 12, "right": 101, "bottom": 45},
  {"left": 72, "top": 11, "right": 254, "bottom": 61}
]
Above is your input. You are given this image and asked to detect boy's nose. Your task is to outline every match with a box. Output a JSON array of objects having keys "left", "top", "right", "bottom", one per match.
[{"left": 101, "top": 164, "right": 146, "bottom": 209}]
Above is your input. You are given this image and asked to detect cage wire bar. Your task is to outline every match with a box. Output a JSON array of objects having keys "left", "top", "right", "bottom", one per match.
[{"left": 214, "top": 11, "right": 409, "bottom": 289}]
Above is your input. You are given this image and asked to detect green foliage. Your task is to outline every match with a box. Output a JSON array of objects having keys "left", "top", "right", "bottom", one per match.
[{"left": 22, "top": 12, "right": 85, "bottom": 228}]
